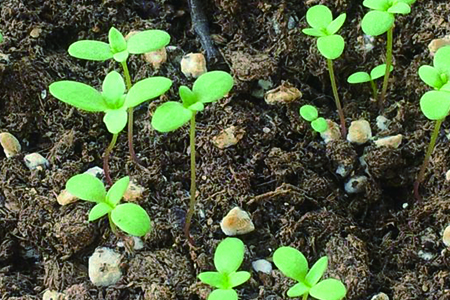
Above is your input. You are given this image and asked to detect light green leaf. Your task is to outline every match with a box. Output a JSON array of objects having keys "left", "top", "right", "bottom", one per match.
[
  {"left": 215, "top": 238, "right": 245, "bottom": 275},
  {"left": 420, "top": 90, "right": 450, "bottom": 120},
  {"left": 418, "top": 65, "right": 443, "bottom": 89},
  {"left": 273, "top": 246, "right": 308, "bottom": 282},
  {"left": 228, "top": 271, "right": 251, "bottom": 288},
  {"left": 198, "top": 272, "right": 226, "bottom": 289},
  {"left": 399, "top": 0, "right": 416, "bottom": 5},
  {"left": 317, "top": 35, "right": 345, "bottom": 60},
  {"left": 302, "top": 28, "right": 326, "bottom": 37},
  {"left": 326, "top": 13, "right": 346, "bottom": 35},
  {"left": 311, "top": 117, "right": 328, "bottom": 133},
  {"left": 361, "top": 11, "right": 394, "bottom": 36},
  {"left": 179, "top": 85, "right": 197, "bottom": 107},
  {"left": 151, "top": 101, "right": 193, "bottom": 132},
  {"left": 347, "top": 72, "right": 371, "bottom": 84},
  {"left": 125, "top": 77, "right": 172, "bottom": 108},
  {"left": 109, "top": 27, "right": 127, "bottom": 53},
  {"left": 106, "top": 176, "right": 130, "bottom": 206},
  {"left": 300, "top": 105, "right": 319, "bottom": 121},
  {"left": 49, "top": 81, "right": 108, "bottom": 112},
  {"left": 208, "top": 289, "right": 237, "bottom": 300},
  {"left": 111, "top": 203, "right": 151, "bottom": 237},
  {"left": 305, "top": 256, "right": 328, "bottom": 286},
  {"left": 306, "top": 5, "right": 332, "bottom": 29},
  {"left": 433, "top": 46, "right": 450, "bottom": 78},
  {"left": 309, "top": 279, "right": 347, "bottom": 300},
  {"left": 440, "top": 82, "right": 450, "bottom": 92},
  {"left": 188, "top": 101, "right": 205, "bottom": 112},
  {"left": 387, "top": 2, "right": 410, "bottom": 14},
  {"left": 370, "top": 64, "right": 393, "bottom": 80},
  {"left": 68, "top": 41, "right": 113, "bottom": 61},
  {"left": 89, "top": 202, "right": 113, "bottom": 221},
  {"left": 362, "top": 0, "right": 389, "bottom": 11},
  {"left": 127, "top": 30, "right": 171, "bottom": 54},
  {"left": 287, "top": 282, "right": 310, "bottom": 297},
  {"left": 66, "top": 174, "right": 106, "bottom": 203},
  {"left": 113, "top": 50, "right": 129, "bottom": 63},
  {"left": 103, "top": 109, "right": 128, "bottom": 134},
  {"left": 193, "top": 71, "right": 234, "bottom": 103},
  {"left": 102, "top": 71, "right": 126, "bottom": 108},
  {"left": 0, "top": 32, "right": 3, "bottom": 43}
]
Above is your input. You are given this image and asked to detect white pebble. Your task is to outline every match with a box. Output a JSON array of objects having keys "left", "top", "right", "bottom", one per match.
[
  {"left": 144, "top": 47, "right": 167, "bottom": 70},
  {"left": 88, "top": 247, "right": 122, "bottom": 286},
  {"left": 0, "top": 132, "right": 21, "bottom": 158},
  {"left": 374, "top": 134, "right": 402, "bottom": 149},
  {"left": 320, "top": 120, "right": 341, "bottom": 143},
  {"left": 84, "top": 166, "right": 104, "bottom": 178},
  {"left": 117, "top": 236, "right": 144, "bottom": 250},
  {"left": 220, "top": 207, "right": 255, "bottom": 236},
  {"left": 376, "top": 115, "right": 390, "bottom": 131},
  {"left": 56, "top": 189, "right": 77, "bottom": 206},
  {"left": 24, "top": 153, "right": 49, "bottom": 170},
  {"left": 417, "top": 250, "right": 434, "bottom": 261},
  {"left": 336, "top": 164, "right": 352, "bottom": 177},
  {"left": 344, "top": 176, "right": 368, "bottom": 194},
  {"left": 252, "top": 259, "right": 272, "bottom": 274},
  {"left": 180, "top": 53, "right": 207, "bottom": 78},
  {"left": 42, "top": 290, "right": 65, "bottom": 300},
  {"left": 347, "top": 119, "right": 372, "bottom": 145},
  {"left": 445, "top": 170, "right": 450, "bottom": 182},
  {"left": 443, "top": 225, "right": 450, "bottom": 247},
  {"left": 370, "top": 292, "right": 389, "bottom": 300},
  {"left": 123, "top": 180, "right": 145, "bottom": 202}
]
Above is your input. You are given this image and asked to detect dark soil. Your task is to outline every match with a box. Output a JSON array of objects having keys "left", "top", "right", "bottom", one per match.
[{"left": 1, "top": 0, "right": 450, "bottom": 299}]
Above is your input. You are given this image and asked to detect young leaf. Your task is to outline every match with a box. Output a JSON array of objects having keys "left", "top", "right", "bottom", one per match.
[
  {"left": 66, "top": 174, "right": 106, "bottom": 203},
  {"left": 418, "top": 66, "right": 443, "bottom": 89},
  {"left": 108, "top": 27, "right": 127, "bottom": 53},
  {"left": 111, "top": 203, "right": 151, "bottom": 237},
  {"left": 106, "top": 176, "right": 130, "bottom": 206},
  {"left": 113, "top": 50, "right": 129, "bottom": 63},
  {"left": 326, "top": 13, "right": 346, "bottom": 35},
  {"left": 300, "top": 105, "right": 319, "bottom": 122},
  {"left": 127, "top": 30, "right": 171, "bottom": 54},
  {"left": 302, "top": 28, "right": 326, "bottom": 37},
  {"left": 399, "top": 0, "right": 416, "bottom": 4},
  {"left": 273, "top": 246, "right": 308, "bottom": 282},
  {"left": 102, "top": 71, "right": 126, "bottom": 108},
  {"left": 89, "top": 202, "right": 113, "bottom": 221},
  {"left": 68, "top": 41, "right": 113, "bottom": 61},
  {"left": 208, "top": 289, "right": 238, "bottom": 300},
  {"left": 311, "top": 117, "right": 328, "bottom": 133},
  {"left": 49, "top": 81, "right": 108, "bottom": 112},
  {"left": 433, "top": 46, "right": 450, "bottom": 77},
  {"left": 286, "top": 282, "right": 310, "bottom": 297},
  {"left": 420, "top": 90, "right": 450, "bottom": 120},
  {"left": 362, "top": 0, "right": 389, "bottom": 11},
  {"left": 125, "top": 77, "right": 172, "bottom": 108},
  {"left": 103, "top": 109, "right": 128, "bottom": 134},
  {"left": 361, "top": 11, "right": 395, "bottom": 36},
  {"left": 193, "top": 71, "right": 234, "bottom": 103},
  {"left": 309, "top": 278, "right": 347, "bottom": 300},
  {"left": 347, "top": 72, "right": 371, "bottom": 84},
  {"left": 387, "top": 2, "right": 410, "bottom": 14},
  {"left": 179, "top": 85, "right": 198, "bottom": 107},
  {"left": 306, "top": 5, "right": 332, "bottom": 29},
  {"left": 198, "top": 272, "right": 226, "bottom": 289},
  {"left": 228, "top": 271, "right": 251, "bottom": 288},
  {"left": 317, "top": 35, "right": 345, "bottom": 60},
  {"left": 188, "top": 101, "right": 205, "bottom": 112},
  {"left": 151, "top": 101, "right": 193, "bottom": 132},
  {"left": 305, "top": 256, "right": 328, "bottom": 286},
  {"left": 214, "top": 238, "right": 245, "bottom": 275},
  {"left": 370, "top": 64, "right": 393, "bottom": 80}
]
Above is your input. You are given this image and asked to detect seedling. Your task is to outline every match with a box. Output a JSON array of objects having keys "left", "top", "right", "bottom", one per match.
[
  {"left": 0, "top": 32, "right": 3, "bottom": 43},
  {"left": 198, "top": 238, "right": 250, "bottom": 300},
  {"left": 299, "top": 105, "right": 328, "bottom": 133},
  {"left": 68, "top": 27, "right": 171, "bottom": 165},
  {"left": 273, "top": 246, "right": 346, "bottom": 300},
  {"left": 302, "top": 5, "right": 347, "bottom": 136},
  {"left": 347, "top": 64, "right": 394, "bottom": 100},
  {"left": 414, "top": 46, "right": 450, "bottom": 201},
  {"left": 66, "top": 174, "right": 151, "bottom": 237},
  {"left": 50, "top": 71, "right": 172, "bottom": 184},
  {"left": 151, "top": 71, "right": 233, "bottom": 242},
  {"left": 361, "top": 0, "right": 416, "bottom": 108}
]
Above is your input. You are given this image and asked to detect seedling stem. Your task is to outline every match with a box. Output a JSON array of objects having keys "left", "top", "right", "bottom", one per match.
[
  {"left": 184, "top": 113, "right": 197, "bottom": 244},
  {"left": 103, "top": 133, "right": 118, "bottom": 185},
  {"left": 327, "top": 58, "right": 347, "bottom": 136},
  {"left": 380, "top": 27, "right": 393, "bottom": 109}
]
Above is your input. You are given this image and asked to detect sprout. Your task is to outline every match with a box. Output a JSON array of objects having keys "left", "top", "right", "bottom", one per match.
[
  {"left": 299, "top": 105, "right": 328, "bottom": 133},
  {"left": 347, "top": 64, "right": 394, "bottom": 100}
]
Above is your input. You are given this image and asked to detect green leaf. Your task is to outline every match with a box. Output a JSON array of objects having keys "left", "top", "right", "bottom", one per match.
[
  {"left": 68, "top": 41, "right": 113, "bottom": 61},
  {"left": 433, "top": 46, "right": 450, "bottom": 78},
  {"left": 306, "top": 5, "right": 332, "bottom": 29},
  {"left": 103, "top": 109, "right": 128, "bottom": 134},
  {"left": 347, "top": 72, "right": 371, "bottom": 84},
  {"left": 399, "top": 0, "right": 416, "bottom": 5},
  {"left": 108, "top": 27, "right": 127, "bottom": 53},
  {"left": 0, "top": 32, "right": 3, "bottom": 43},
  {"left": 66, "top": 174, "right": 106, "bottom": 203},
  {"left": 125, "top": 77, "right": 172, "bottom": 108},
  {"left": 419, "top": 65, "right": 444, "bottom": 89},
  {"left": 362, "top": 0, "right": 389, "bottom": 11},
  {"left": 111, "top": 203, "right": 151, "bottom": 237},
  {"left": 387, "top": 2, "right": 410, "bottom": 14},
  {"left": 151, "top": 101, "right": 193, "bottom": 132},
  {"left": 317, "top": 35, "right": 345, "bottom": 60},
  {"left": 311, "top": 117, "right": 328, "bottom": 133},
  {"left": 49, "top": 81, "right": 108, "bottom": 112},
  {"left": 102, "top": 71, "right": 126, "bottom": 108},
  {"left": 302, "top": 28, "right": 326, "bottom": 37},
  {"left": 420, "top": 90, "right": 450, "bottom": 120},
  {"left": 287, "top": 282, "right": 310, "bottom": 297},
  {"left": 89, "top": 202, "right": 113, "bottom": 221},
  {"left": 127, "top": 30, "right": 171, "bottom": 54},
  {"left": 228, "top": 271, "right": 251, "bottom": 288},
  {"left": 299, "top": 105, "right": 319, "bottom": 122},
  {"left": 198, "top": 272, "right": 226, "bottom": 289},
  {"left": 309, "top": 279, "right": 347, "bottom": 300},
  {"left": 273, "top": 246, "right": 308, "bottom": 282},
  {"left": 214, "top": 238, "right": 245, "bottom": 274},
  {"left": 113, "top": 50, "right": 129, "bottom": 63},
  {"left": 208, "top": 289, "right": 237, "bottom": 300},
  {"left": 179, "top": 85, "right": 197, "bottom": 107},
  {"left": 188, "top": 101, "right": 205, "bottom": 112},
  {"left": 440, "top": 82, "right": 450, "bottom": 92},
  {"left": 371, "top": 64, "right": 393, "bottom": 80},
  {"left": 193, "top": 71, "right": 234, "bottom": 103},
  {"left": 326, "top": 13, "right": 346, "bottom": 35},
  {"left": 305, "top": 256, "right": 328, "bottom": 286},
  {"left": 106, "top": 176, "right": 130, "bottom": 206},
  {"left": 361, "top": 11, "right": 394, "bottom": 36}
]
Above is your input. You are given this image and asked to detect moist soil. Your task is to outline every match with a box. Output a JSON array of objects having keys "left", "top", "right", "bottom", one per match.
[{"left": 0, "top": 0, "right": 450, "bottom": 299}]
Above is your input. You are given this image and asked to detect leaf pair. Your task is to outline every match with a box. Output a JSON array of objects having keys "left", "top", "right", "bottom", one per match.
[
  {"left": 66, "top": 174, "right": 151, "bottom": 237},
  {"left": 299, "top": 105, "right": 328, "bottom": 133},
  {"left": 198, "top": 238, "right": 251, "bottom": 300},
  {"left": 347, "top": 64, "right": 393, "bottom": 84},
  {"left": 302, "top": 5, "right": 346, "bottom": 60},
  {"left": 151, "top": 71, "right": 233, "bottom": 132},
  {"left": 362, "top": 0, "right": 416, "bottom": 36},
  {"left": 50, "top": 71, "right": 172, "bottom": 133},
  {"left": 273, "top": 246, "right": 347, "bottom": 300},
  {"left": 68, "top": 27, "right": 170, "bottom": 63}
]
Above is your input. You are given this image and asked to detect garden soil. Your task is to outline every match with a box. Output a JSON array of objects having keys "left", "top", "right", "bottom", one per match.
[{"left": 0, "top": 0, "right": 450, "bottom": 299}]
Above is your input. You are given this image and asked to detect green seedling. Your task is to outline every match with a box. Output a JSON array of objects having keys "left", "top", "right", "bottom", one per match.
[
  {"left": 347, "top": 64, "right": 394, "bottom": 100},
  {"left": 151, "top": 71, "right": 233, "bottom": 242},
  {"left": 68, "top": 27, "right": 171, "bottom": 166},
  {"left": 414, "top": 46, "right": 450, "bottom": 201},
  {"left": 273, "top": 246, "right": 346, "bottom": 300},
  {"left": 361, "top": 0, "right": 416, "bottom": 108},
  {"left": 198, "top": 238, "right": 250, "bottom": 300},
  {"left": 302, "top": 5, "right": 347, "bottom": 136},
  {"left": 66, "top": 174, "right": 151, "bottom": 237},
  {"left": 0, "top": 32, "right": 3, "bottom": 43},
  {"left": 299, "top": 105, "right": 328, "bottom": 133},
  {"left": 50, "top": 71, "right": 172, "bottom": 184}
]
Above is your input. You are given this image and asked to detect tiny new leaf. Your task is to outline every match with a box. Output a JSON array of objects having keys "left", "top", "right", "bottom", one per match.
[{"left": 66, "top": 174, "right": 106, "bottom": 203}]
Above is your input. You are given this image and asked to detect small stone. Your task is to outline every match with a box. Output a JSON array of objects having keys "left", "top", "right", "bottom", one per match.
[
  {"left": 84, "top": 166, "right": 104, "bottom": 178},
  {"left": 376, "top": 115, "right": 390, "bottom": 131},
  {"left": 344, "top": 176, "right": 368, "bottom": 194},
  {"left": 347, "top": 119, "right": 372, "bottom": 144},
  {"left": 320, "top": 120, "right": 341, "bottom": 143},
  {"left": 30, "top": 27, "right": 42, "bottom": 38},
  {"left": 443, "top": 225, "right": 450, "bottom": 247},
  {"left": 212, "top": 126, "right": 245, "bottom": 149},
  {"left": 428, "top": 36, "right": 450, "bottom": 55},
  {"left": 123, "top": 180, "right": 145, "bottom": 202},
  {"left": 0, "top": 132, "right": 21, "bottom": 158},
  {"left": 117, "top": 236, "right": 144, "bottom": 250},
  {"left": 336, "top": 164, "right": 352, "bottom": 177},
  {"left": 220, "top": 207, "right": 255, "bottom": 236},
  {"left": 252, "top": 259, "right": 272, "bottom": 274},
  {"left": 370, "top": 292, "right": 389, "bottom": 300},
  {"left": 446, "top": 170, "right": 450, "bottom": 182},
  {"left": 264, "top": 82, "right": 302, "bottom": 105},
  {"left": 418, "top": 250, "right": 434, "bottom": 261},
  {"left": 374, "top": 134, "right": 402, "bottom": 149},
  {"left": 88, "top": 247, "right": 122, "bottom": 286},
  {"left": 42, "top": 290, "right": 65, "bottom": 300},
  {"left": 56, "top": 189, "right": 77, "bottom": 206},
  {"left": 24, "top": 153, "right": 49, "bottom": 170},
  {"left": 180, "top": 53, "right": 207, "bottom": 78},
  {"left": 144, "top": 47, "right": 167, "bottom": 70}
]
